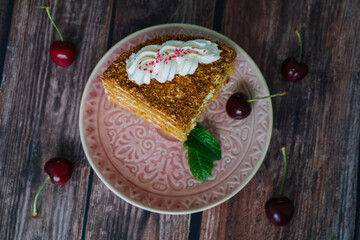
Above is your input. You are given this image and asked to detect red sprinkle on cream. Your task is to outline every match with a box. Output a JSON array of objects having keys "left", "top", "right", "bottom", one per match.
[{"left": 127, "top": 40, "right": 221, "bottom": 85}]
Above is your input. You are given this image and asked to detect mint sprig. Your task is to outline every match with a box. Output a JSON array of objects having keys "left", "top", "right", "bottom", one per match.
[
  {"left": 187, "top": 148, "right": 214, "bottom": 182},
  {"left": 184, "top": 124, "right": 221, "bottom": 182},
  {"left": 184, "top": 124, "right": 221, "bottom": 160}
]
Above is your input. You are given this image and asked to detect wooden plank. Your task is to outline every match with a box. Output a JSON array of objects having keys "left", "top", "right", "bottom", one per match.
[
  {"left": 3, "top": 0, "right": 358, "bottom": 239},
  {"left": 0, "top": 0, "right": 113, "bottom": 239},
  {"left": 81, "top": 0, "right": 217, "bottom": 239},
  {"left": 200, "top": 0, "right": 360, "bottom": 239},
  {"left": 0, "top": 0, "right": 14, "bottom": 79},
  {"left": 111, "top": 0, "right": 216, "bottom": 39}
]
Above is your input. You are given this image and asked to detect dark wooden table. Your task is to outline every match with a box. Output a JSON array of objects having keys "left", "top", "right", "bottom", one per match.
[{"left": 1, "top": 0, "right": 359, "bottom": 239}]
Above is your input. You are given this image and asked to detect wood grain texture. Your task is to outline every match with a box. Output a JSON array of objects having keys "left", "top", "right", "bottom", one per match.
[
  {"left": 200, "top": 0, "right": 360, "bottom": 239},
  {"left": 111, "top": 0, "right": 217, "bottom": 40},
  {"left": 81, "top": 1, "right": 216, "bottom": 239},
  {"left": 0, "top": 0, "right": 359, "bottom": 239},
  {"left": 0, "top": 0, "right": 113, "bottom": 239},
  {"left": 0, "top": 0, "right": 13, "bottom": 82}
]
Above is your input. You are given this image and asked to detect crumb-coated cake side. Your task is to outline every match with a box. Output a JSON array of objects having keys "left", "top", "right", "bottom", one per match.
[{"left": 101, "top": 34, "right": 237, "bottom": 141}]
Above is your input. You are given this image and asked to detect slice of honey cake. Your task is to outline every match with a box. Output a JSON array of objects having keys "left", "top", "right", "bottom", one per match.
[{"left": 101, "top": 35, "right": 236, "bottom": 142}]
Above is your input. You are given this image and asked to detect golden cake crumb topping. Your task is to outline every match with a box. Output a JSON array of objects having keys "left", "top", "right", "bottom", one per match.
[{"left": 102, "top": 35, "right": 237, "bottom": 130}]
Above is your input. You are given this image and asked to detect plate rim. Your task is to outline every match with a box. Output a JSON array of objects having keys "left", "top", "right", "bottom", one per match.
[{"left": 79, "top": 23, "right": 273, "bottom": 214}]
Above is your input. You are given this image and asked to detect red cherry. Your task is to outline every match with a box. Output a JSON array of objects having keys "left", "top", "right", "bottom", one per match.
[
  {"left": 44, "top": 157, "right": 74, "bottom": 185},
  {"left": 226, "top": 92, "right": 288, "bottom": 119},
  {"left": 282, "top": 57, "right": 308, "bottom": 82},
  {"left": 265, "top": 146, "right": 294, "bottom": 226},
  {"left": 265, "top": 197, "right": 294, "bottom": 226},
  {"left": 226, "top": 92, "right": 251, "bottom": 119},
  {"left": 33, "top": 157, "right": 74, "bottom": 217},
  {"left": 50, "top": 41, "right": 76, "bottom": 67},
  {"left": 282, "top": 30, "right": 308, "bottom": 82},
  {"left": 36, "top": 5, "right": 76, "bottom": 67}
]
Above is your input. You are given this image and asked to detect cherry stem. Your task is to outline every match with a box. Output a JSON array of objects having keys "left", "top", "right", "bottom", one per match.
[
  {"left": 295, "top": 30, "right": 302, "bottom": 63},
  {"left": 36, "top": 5, "right": 64, "bottom": 42},
  {"left": 33, "top": 176, "right": 50, "bottom": 217},
  {"left": 247, "top": 91, "right": 288, "bottom": 103},
  {"left": 279, "top": 145, "right": 287, "bottom": 196}
]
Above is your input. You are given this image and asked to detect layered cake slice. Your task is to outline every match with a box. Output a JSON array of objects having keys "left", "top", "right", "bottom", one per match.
[{"left": 101, "top": 35, "right": 236, "bottom": 142}]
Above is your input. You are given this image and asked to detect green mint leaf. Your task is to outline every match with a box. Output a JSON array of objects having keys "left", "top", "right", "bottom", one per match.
[
  {"left": 184, "top": 124, "right": 221, "bottom": 160},
  {"left": 187, "top": 147, "right": 213, "bottom": 182}
]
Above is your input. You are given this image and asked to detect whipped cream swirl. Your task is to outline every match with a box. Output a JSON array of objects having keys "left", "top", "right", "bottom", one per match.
[{"left": 126, "top": 39, "right": 222, "bottom": 85}]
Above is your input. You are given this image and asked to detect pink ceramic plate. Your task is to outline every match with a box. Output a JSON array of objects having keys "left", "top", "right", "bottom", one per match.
[{"left": 79, "top": 24, "right": 272, "bottom": 214}]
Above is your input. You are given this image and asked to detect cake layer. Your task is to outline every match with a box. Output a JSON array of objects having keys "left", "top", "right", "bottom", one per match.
[
  {"left": 101, "top": 35, "right": 237, "bottom": 141},
  {"left": 103, "top": 66, "right": 234, "bottom": 141}
]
